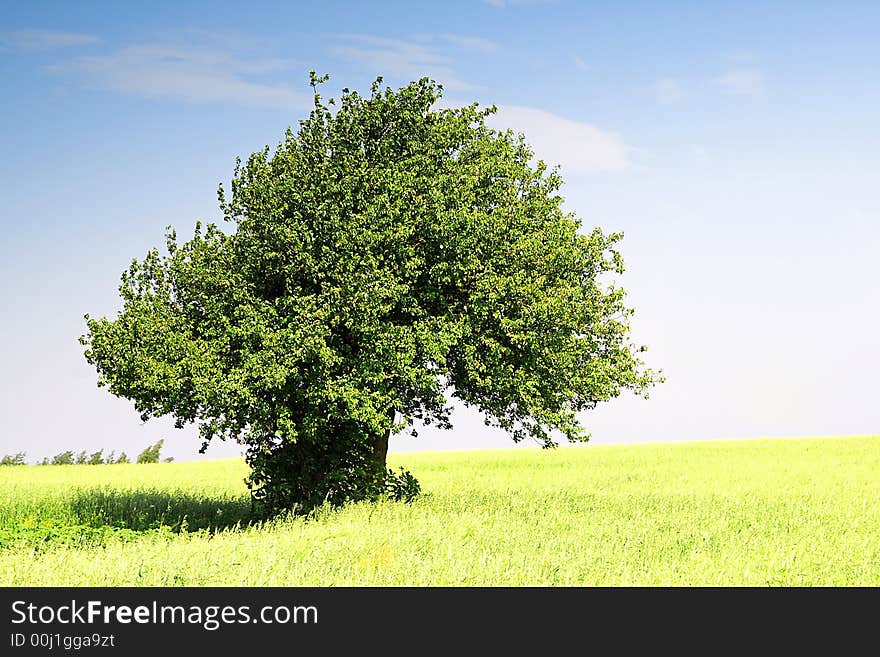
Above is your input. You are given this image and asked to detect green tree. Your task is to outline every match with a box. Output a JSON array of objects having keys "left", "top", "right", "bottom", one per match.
[
  {"left": 51, "top": 451, "right": 75, "bottom": 466},
  {"left": 115, "top": 452, "right": 130, "bottom": 464},
  {"left": 136, "top": 439, "right": 165, "bottom": 464},
  {"left": 81, "top": 73, "right": 660, "bottom": 514},
  {"left": 88, "top": 450, "right": 105, "bottom": 465},
  {"left": 75, "top": 450, "right": 88, "bottom": 465},
  {"left": 0, "top": 452, "right": 27, "bottom": 466}
]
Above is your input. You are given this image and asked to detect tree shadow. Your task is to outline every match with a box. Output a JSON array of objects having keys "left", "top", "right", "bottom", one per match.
[{"left": 67, "top": 488, "right": 257, "bottom": 534}]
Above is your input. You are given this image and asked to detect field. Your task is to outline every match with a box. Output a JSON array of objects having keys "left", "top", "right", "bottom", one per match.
[{"left": 1, "top": 436, "right": 878, "bottom": 586}]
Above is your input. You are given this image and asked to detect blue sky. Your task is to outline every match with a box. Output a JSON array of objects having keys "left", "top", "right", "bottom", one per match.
[{"left": 2, "top": 1, "right": 878, "bottom": 462}]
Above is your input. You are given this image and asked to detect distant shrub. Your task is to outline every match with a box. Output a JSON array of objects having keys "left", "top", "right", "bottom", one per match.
[
  {"left": 137, "top": 440, "right": 168, "bottom": 464},
  {"left": 1, "top": 453, "right": 27, "bottom": 466},
  {"left": 30, "top": 444, "right": 168, "bottom": 466},
  {"left": 51, "top": 451, "right": 75, "bottom": 465}
]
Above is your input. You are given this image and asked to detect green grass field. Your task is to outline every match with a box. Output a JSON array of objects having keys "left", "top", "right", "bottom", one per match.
[{"left": 2, "top": 436, "right": 878, "bottom": 586}]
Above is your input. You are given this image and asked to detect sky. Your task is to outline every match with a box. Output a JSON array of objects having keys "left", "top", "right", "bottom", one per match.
[{"left": 1, "top": 0, "right": 878, "bottom": 463}]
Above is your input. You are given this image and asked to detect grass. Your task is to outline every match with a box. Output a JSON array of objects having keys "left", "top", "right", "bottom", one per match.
[{"left": 1, "top": 435, "right": 878, "bottom": 585}]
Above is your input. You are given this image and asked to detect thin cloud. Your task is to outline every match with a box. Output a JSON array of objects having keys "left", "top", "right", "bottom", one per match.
[
  {"left": 687, "top": 144, "right": 710, "bottom": 166},
  {"left": 724, "top": 49, "right": 757, "bottom": 63},
  {"left": 651, "top": 78, "right": 684, "bottom": 104},
  {"left": 573, "top": 55, "right": 588, "bottom": 71},
  {"left": 435, "top": 34, "right": 498, "bottom": 54},
  {"left": 328, "top": 33, "right": 488, "bottom": 91},
  {"left": 1, "top": 29, "right": 98, "bottom": 51},
  {"left": 488, "top": 105, "right": 629, "bottom": 175},
  {"left": 712, "top": 69, "right": 764, "bottom": 96},
  {"left": 59, "top": 43, "right": 310, "bottom": 110},
  {"left": 483, "top": 0, "right": 557, "bottom": 7}
]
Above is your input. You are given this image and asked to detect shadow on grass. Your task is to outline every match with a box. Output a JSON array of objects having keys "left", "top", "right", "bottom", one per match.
[{"left": 67, "top": 488, "right": 257, "bottom": 534}]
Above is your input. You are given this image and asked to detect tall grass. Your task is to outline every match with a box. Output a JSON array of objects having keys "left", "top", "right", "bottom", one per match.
[{"left": 1, "top": 436, "right": 878, "bottom": 585}]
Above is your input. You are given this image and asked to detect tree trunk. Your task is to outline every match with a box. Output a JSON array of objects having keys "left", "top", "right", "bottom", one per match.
[{"left": 370, "top": 409, "right": 395, "bottom": 476}]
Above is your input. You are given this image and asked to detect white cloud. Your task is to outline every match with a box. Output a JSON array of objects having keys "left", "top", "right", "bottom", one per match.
[
  {"left": 712, "top": 69, "right": 764, "bottom": 96},
  {"left": 328, "top": 33, "right": 492, "bottom": 92},
  {"left": 488, "top": 105, "right": 629, "bottom": 175},
  {"left": 651, "top": 78, "right": 684, "bottom": 104},
  {"left": 62, "top": 44, "right": 310, "bottom": 109},
  {"left": 724, "top": 49, "right": 757, "bottom": 63},
  {"left": 436, "top": 34, "right": 498, "bottom": 54},
  {"left": 573, "top": 55, "right": 588, "bottom": 71},
  {"left": 1, "top": 29, "right": 98, "bottom": 51},
  {"left": 687, "top": 144, "right": 710, "bottom": 166}
]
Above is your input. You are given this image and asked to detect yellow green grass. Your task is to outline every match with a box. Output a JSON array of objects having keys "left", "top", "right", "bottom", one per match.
[{"left": 2, "top": 436, "right": 878, "bottom": 585}]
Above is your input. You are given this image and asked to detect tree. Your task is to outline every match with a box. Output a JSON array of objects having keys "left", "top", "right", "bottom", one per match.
[
  {"left": 88, "top": 450, "right": 105, "bottom": 465},
  {"left": 115, "top": 452, "right": 129, "bottom": 464},
  {"left": 1, "top": 452, "right": 26, "bottom": 466},
  {"left": 136, "top": 439, "right": 165, "bottom": 464},
  {"left": 81, "top": 73, "right": 660, "bottom": 514},
  {"left": 51, "top": 451, "right": 75, "bottom": 466},
  {"left": 75, "top": 450, "right": 88, "bottom": 465}
]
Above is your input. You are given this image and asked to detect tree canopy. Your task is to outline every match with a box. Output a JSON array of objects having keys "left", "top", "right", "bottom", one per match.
[{"left": 81, "top": 73, "right": 660, "bottom": 514}]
